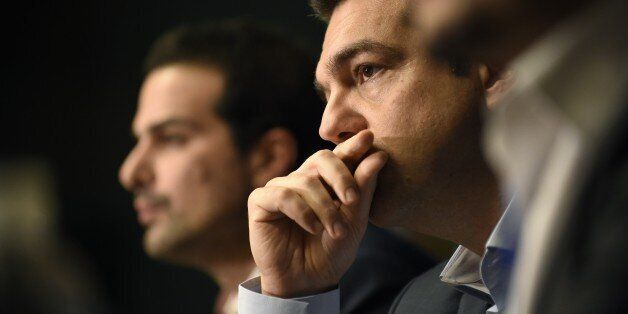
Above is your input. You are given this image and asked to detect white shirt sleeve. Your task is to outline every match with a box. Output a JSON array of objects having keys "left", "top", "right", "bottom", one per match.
[{"left": 238, "top": 277, "right": 340, "bottom": 314}]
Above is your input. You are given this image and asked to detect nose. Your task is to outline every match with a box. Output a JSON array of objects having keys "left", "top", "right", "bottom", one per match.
[
  {"left": 119, "top": 142, "right": 153, "bottom": 192},
  {"left": 319, "top": 92, "right": 368, "bottom": 145}
]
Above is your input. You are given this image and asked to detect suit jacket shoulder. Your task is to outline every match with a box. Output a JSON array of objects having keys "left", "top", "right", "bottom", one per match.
[
  {"left": 339, "top": 225, "right": 435, "bottom": 314},
  {"left": 389, "top": 261, "right": 491, "bottom": 314}
]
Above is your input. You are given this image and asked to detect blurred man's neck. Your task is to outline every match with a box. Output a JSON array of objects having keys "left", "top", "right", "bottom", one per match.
[{"left": 206, "top": 256, "right": 257, "bottom": 313}]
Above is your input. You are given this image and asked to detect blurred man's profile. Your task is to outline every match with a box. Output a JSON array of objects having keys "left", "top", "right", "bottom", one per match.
[
  {"left": 416, "top": 0, "right": 628, "bottom": 312},
  {"left": 119, "top": 19, "right": 435, "bottom": 313}
]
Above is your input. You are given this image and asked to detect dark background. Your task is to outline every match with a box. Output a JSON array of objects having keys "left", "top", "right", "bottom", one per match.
[{"left": 3, "top": 1, "right": 325, "bottom": 313}]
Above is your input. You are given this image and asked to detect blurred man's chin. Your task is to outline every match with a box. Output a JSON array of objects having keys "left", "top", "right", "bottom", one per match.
[{"left": 142, "top": 226, "right": 177, "bottom": 260}]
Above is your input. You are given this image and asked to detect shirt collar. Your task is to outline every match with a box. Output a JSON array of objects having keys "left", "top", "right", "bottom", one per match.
[
  {"left": 440, "top": 245, "right": 489, "bottom": 294},
  {"left": 439, "top": 199, "right": 517, "bottom": 298}
]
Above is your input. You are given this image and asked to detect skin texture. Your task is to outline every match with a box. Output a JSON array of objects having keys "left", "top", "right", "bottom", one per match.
[
  {"left": 248, "top": 0, "right": 502, "bottom": 297},
  {"left": 119, "top": 63, "right": 299, "bottom": 310}
]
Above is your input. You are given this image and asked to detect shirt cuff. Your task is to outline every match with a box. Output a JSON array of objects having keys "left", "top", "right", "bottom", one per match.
[{"left": 238, "top": 276, "right": 339, "bottom": 314}]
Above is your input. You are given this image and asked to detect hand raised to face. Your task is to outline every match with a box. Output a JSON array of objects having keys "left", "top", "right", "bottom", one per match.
[{"left": 247, "top": 130, "right": 388, "bottom": 297}]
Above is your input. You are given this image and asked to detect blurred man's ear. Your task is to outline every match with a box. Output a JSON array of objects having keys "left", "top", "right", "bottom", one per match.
[
  {"left": 478, "top": 64, "right": 515, "bottom": 109},
  {"left": 247, "top": 127, "right": 298, "bottom": 188}
]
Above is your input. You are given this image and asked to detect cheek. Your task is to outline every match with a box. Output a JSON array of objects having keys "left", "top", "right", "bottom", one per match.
[
  {"left": 152, "top": 152, "right": 214, "bottom": 211},
  {"left": 168, "top": 148, "right": 247, "bottom": 212},
  {"left": 358, "top": 69, "right": 414, "bottom": 107},
  {"left": 368, "top": 81, "right": 425, "bottom": 142},
  {"left": 368, "top": 82, "right": 440, "bottom": 172}
]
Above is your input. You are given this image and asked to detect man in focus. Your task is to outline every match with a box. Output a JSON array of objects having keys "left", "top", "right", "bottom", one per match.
[{"left": 239, "top": 0, "right": 515, "bottom": 312}]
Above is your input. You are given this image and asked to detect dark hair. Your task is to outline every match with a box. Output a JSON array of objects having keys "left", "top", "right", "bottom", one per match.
[
  {"left": 144, "top": 19, "right": 328, "bottom": 165},
  {"left": 309, "top": 0, "right": 471, "bottom": 75}
]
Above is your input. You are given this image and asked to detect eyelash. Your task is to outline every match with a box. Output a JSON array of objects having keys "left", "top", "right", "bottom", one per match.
[{"left": 354, "top": 63, "right": 384, "bottom": 84}]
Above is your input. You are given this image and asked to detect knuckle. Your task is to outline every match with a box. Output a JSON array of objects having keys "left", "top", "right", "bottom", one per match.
[
  {"left": 315, "top": 149, "right": 333, "bottom": 159},
  {"left": 301, "top": 175, "right": 319, "bottom": 189},
  {"left": 320, "top": 149, "right": 334, "bottom": 158},
  {"left": 266, "top": 176, "right": 285, "bottom": 187},
  {"left": 248, "top": 188, "right": 262, "bottom": 202},
  {"left": 247, "top": 188, "right": 263, "bottom": 213},
  {"left": 274, "top": 187, "right": 294, "bottom": 202}
]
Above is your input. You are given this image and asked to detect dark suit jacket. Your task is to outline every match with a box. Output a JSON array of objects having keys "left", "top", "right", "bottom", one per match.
[
  {"left": 339, "top": 224, "right": 435, "bottom": 314},
  {"left": 536, "top": 104, "right": 628, "bottom": 313},
  {"left": 389, "top": 261, "right": 493, "bottom": 314}
]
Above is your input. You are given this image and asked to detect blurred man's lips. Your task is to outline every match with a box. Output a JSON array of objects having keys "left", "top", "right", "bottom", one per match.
[{"left": 134, "top": 199, "right": 163, "bottom": 227}]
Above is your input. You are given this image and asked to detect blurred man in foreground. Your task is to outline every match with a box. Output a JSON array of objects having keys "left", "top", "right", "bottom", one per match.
[
  {"left": 119, "top": 20, "right": 434, "bottom": 313},
  {"left": 239, "top": 0, "right": 516, "bottom": 312},
  {"left": 416, "top": 0, "right": 628, "bottom": 312}
]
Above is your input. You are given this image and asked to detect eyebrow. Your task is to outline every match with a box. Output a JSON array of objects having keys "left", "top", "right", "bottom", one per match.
[
  {"left": 314, "top": 40, "right": 405, "bottom": 98},
  {"left": 133, "top": 118, "right": 200, "bottom": 138},
  {"left": 328, "top": 40, "right": 404, "bottom": 74}
]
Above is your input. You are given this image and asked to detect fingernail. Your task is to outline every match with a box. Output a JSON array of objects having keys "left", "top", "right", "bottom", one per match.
[
  {"left": 333, "top": 221, "right": 346, "bottom": 238},
  {"left": 345, "top": 188, "right": 358, "bottom": 204}
]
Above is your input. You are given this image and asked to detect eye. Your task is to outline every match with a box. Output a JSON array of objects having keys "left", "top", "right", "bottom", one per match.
[
  {"left": 157, "top": 133, "right": 188, "bottom": 145},
  {"left": 356, "top": 64, "right": 383, "bottom": 83}
]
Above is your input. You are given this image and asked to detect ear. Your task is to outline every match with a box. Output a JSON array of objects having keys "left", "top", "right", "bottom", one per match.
[
  {"left": 478, "top": 64, "right": 515, "bottom": 110},
  {"left": 247, "top": 127, "right": 298, "bottom": 188}
]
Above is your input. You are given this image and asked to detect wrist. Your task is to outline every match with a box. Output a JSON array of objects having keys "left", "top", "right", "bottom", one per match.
[{"left": 260, "top": 275, "right": 337, "bottom": 298}]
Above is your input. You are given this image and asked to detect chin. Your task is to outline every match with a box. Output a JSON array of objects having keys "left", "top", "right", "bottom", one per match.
[
  {"left": 142, "top": 224, "right": 179, "bottom": 260},
  {"left": 143, "top": 232, "right": 168, "bottom": 259}
]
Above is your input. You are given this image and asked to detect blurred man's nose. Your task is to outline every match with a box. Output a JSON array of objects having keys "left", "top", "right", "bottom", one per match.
[
  {"left": 119, "top": 143, "right": 153, "bottom": 192},
  {"left": 319, "top": 92, "right": 368, "bottom": 145}
]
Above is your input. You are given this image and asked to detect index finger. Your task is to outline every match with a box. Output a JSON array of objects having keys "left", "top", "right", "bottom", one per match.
[{"left": 332, "top": 130, "right": 374, "bottom": 167}]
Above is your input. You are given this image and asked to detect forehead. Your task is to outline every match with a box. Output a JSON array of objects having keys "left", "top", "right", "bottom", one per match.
[
  {"left": 319, "top": 0, "right": 414, "bottom": 64},
  {"left": 134, "top": 64, "right": 226, "bottom": 132}
]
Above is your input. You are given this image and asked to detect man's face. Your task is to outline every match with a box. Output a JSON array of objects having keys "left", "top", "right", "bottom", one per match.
[
  {"left": 119, "top": 64, "right": 251, "bottom": 262},
  {"left": 316, "top": 0, "right": 488, "bottom": 229}
]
